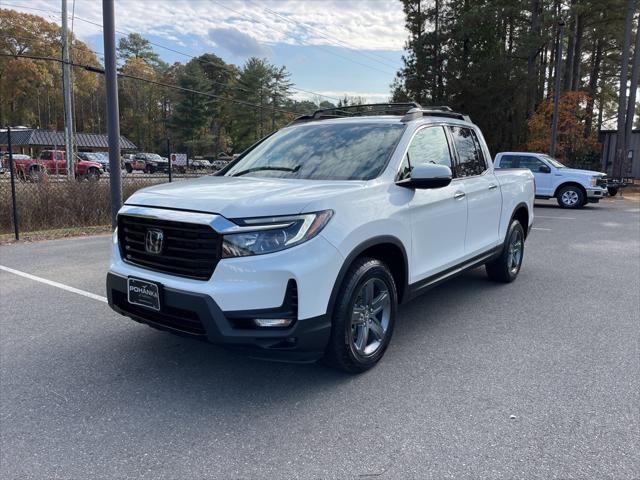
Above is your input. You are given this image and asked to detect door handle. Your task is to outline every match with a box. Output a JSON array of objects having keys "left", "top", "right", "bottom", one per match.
[
  {"left": 488, "top": 184, "right": 498, "bottom": 190},
  {"left": 454, "top": 191, "right": 466, "bottom": 199}
]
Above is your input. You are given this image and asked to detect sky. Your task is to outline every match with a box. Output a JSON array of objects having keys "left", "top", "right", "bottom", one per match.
[{"left": 4, "top": 0, "right": 409, "bottom": 104}]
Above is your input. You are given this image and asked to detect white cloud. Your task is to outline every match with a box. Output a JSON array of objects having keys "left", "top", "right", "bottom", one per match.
[{"left": 11, "top": 0, "right": 405, "bottom": 52}]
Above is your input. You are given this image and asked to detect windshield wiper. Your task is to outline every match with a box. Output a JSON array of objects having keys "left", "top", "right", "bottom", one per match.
[{"left": 231, "top": 165, "right": 300, "bottom": 177}]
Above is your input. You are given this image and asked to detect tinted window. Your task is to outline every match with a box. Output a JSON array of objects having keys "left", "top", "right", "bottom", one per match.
[
  {"left": 449, "top": 126, "right": 486, "bottom": 177},
  {"left": 41, "top": 151, "right": 51, "bottom": 160},
  {"left": 519, "top": 156, "right": 547, "bottom": 172},
  {"left": 225, "top": 123, "right": 405, "bottom": 181},
  {"left": 498, "top": 155, "right": 517, "bottom": 168}
]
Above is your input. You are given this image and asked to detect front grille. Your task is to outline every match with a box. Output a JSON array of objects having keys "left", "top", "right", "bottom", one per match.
[
  {"left": 596, "top": 176, "right": 608, "bottom": 187},
  {"left": 118, "top": 215, "right": 220, "bottom": 280}
]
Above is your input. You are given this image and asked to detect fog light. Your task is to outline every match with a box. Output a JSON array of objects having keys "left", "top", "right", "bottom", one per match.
[{"left": 253, "top": 318, "right": 293, "bottom": 328}]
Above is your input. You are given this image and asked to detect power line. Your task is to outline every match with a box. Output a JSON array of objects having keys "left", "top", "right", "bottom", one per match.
[
  {"left": 209, "top": 0, "right": 398, "bottom": 77},
  {"left": 3, "top": 2, "right": 343, "bottom": 103},
  {"left": 0, "top": 52, "right": 302, "bottom": 116},
  {"left": 61, "top": 11, "right": 341, "bottom": 102},
  {"left": 253, "top": 2, "right": 400, "bottom": 70}
]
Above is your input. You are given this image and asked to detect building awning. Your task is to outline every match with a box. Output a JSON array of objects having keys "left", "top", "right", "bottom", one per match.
[{"left": 0, "top": 129, "right": 137, "bottom": 150}]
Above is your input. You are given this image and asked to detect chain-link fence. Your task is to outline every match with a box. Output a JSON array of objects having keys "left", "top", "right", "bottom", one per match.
[{"left": 0, "top": 152, "right": 224, "bottom": 240}]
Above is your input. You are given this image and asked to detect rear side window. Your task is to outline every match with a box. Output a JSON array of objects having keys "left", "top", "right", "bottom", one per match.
[
  {"left": 449, "top": 126, "right": 487, "bottom": 177},
  {"left": 498, "top": 155, "right": 517, "bottom": 168}
]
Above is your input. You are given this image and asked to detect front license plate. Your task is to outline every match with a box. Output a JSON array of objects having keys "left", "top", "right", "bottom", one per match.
[{"left": 127, "top": 277, "right": 161, "bottom": 311}]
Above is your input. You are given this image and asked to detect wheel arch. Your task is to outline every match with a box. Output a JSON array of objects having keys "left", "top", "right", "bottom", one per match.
[
  {"left": 326, "top": 236, "right": 409, "bottom": 317},
  {"left": 510, "top": 202, "right": 530, "bottom": 239}
]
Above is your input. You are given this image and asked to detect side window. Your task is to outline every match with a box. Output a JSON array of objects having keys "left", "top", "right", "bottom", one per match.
[
  {"left": 398, "top": 126, "right": 453, "bottom": 180},
  {"left": 518, "top": 156, "right": 547, "bottom": 173},
  {"left": 41, "top": 151, "right": 51, "bottom": 160},
  {"left": 449, "top": 126, "right": 486, "bottom": 177},
  {"left": 498, "top": 155, "right": 518, "bottom": 168},
  {"left": 56, "top": 151, "right": 63, "bottom": 161}
]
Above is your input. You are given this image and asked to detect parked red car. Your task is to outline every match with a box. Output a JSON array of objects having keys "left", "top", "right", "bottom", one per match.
[{"left": 13, "top": 150, "right": 103, "bottom": 181}]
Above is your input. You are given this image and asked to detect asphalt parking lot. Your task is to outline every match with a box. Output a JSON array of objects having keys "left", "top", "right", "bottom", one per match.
[{"left": 1, "top": 198, "right": 639, "bottom": 479}]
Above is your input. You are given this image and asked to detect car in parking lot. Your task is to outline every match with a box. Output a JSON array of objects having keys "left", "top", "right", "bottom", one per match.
[
  {"left": 126, "top": 153, "right": 169, "bottom": 174},
  {"left": 107, "top": 103, "right": 535, "bottom": 373},
  {"left": 12, "top": 150, "right": 103, "bottom": 181},
  {"left": 494, "top": 152, "right": 608, "bottom": 208}
]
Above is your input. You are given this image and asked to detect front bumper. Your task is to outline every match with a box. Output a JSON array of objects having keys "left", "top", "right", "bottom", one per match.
[
  {"left": 586, "top": 186, "right": 608, "bottom": 202},
  {"left": 107, "top": 272, "right": 331, "bottom": 362}
]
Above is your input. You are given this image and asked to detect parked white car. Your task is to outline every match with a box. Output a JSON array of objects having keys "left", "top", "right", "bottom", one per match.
[
  {"left": 494, "top": 152, "right": 608, "bottom": 209},
  {"left": 107, "top": 104, "right": 535, "bottom": 372}
]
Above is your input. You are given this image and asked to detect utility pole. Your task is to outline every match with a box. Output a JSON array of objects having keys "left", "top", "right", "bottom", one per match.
[
  {"left": 550, "top": 19, "right": 565, "bottom": 158},
  {"left": 61, "top": 0, "right": 74, "bottom": 179},
  {"left": 102, "top": 0, "right": 122, "bottom": 228},
  {"left": 613, "top": 0, "right": 635, "bottom": 180},
  {"left": 623, "top": 18, "right": 640, "bottom": 178}
]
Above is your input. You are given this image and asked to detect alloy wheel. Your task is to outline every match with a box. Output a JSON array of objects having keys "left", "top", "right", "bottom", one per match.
[{"left": 350, "top": 278, "right": 391, "bottom": 356}]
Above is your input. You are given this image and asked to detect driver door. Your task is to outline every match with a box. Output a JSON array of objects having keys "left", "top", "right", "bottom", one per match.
[
  {"left": 518, "top": 155, "right": 552, "bottom": 196},
  {"left": 401, "top": 125, "right": 468, "bottom": 283}
]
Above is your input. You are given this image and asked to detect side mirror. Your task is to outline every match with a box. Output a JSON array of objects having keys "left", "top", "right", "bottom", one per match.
[
  {"left": 539, "top": 164, "right": 551, "bottom": 173},
  {"left": 398, "top": 164, "right": 453, "bottom": 189}
]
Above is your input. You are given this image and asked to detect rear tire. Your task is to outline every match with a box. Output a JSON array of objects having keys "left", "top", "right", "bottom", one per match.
[
  {"left": 485, "top": 220, "right": 525, "bottom": 283},
  {"left": 323, "top": 257, "right": 397, "bottom": 373},
  {"left": 556, "top": 185, "right": 585, "bottom": 209}
]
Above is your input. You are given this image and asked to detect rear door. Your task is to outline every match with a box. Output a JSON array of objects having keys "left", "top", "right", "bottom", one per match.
[
  {"left": 448, "top": 126, "right": 501, "bottom": 256},
  {"left": 401, "top": 125, "right": 468, "bottom": 279}
]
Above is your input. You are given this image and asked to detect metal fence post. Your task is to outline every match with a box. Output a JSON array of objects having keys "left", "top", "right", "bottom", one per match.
[
  {"left": 7, "top": 126, "right": 20, "bottom": 240},
  {"left": 167, "top": 137, "right": 172, "bottom": 182}
]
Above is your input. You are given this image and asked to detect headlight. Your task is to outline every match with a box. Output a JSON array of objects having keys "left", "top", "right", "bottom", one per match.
[
  {"left": 590, "top": 176, "right": 598, "bottom": 187},
  {"left": 221, "top": 210, "right": 333, "bottom": 258}
]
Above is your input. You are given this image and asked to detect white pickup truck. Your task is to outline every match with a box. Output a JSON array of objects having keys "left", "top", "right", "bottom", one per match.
[
  {"left": 107, "top": 104, "right": 535, "bottom": 373},
  {"left": 494, "top": 152, "right": 608, "bottom": 209}
]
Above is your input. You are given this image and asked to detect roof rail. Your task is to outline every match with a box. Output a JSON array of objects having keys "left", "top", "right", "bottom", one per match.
[
  {"left": 288, "top": 102, "right": 472, "bottom": 125},
  {"left": 401, "top": 107, "right": 472, "bottom": 123},
  {"left": 289, "top": 102, "right": 423, "bottom": 125}
]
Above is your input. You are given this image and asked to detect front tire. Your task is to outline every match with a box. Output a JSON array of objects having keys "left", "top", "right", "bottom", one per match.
[
  {"left": 323, "top": 257, "right": 397, "bottom": 373},
  {"left": 485, "top": 219, "right": 525, "bottom": 283},
  {"left": 556, "top": 185, "right": 585, "bottom": 209}
]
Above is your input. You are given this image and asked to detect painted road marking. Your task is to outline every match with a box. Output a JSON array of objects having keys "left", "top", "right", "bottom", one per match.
[
  {"left": 0, "top": 265, "right": 107, "bottom": 303},
  {"left": 532, "top": 227, "right": 552, "bottom": 231}
]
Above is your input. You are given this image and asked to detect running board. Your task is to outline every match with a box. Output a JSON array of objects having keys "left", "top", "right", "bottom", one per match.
[{"left": 406, "top": 247, "right": 502, "bottom": 301}]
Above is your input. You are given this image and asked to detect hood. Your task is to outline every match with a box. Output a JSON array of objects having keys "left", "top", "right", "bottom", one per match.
[
  {"left": 559, "top": 167, "right": 605, "bottom": 177},
  {"left": 125, "top": 175, "right": 366, "bottom": 218}
]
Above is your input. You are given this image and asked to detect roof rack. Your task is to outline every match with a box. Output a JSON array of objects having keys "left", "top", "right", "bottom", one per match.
[
  {"left": 401, "top": 107, "right": 471, "bottom": 123},
  {"left": 289, "top": 102, "right": 471, "bottom": 125}
]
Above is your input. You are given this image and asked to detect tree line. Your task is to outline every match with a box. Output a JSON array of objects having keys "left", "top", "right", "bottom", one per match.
[
  {"left": 391, "top": 0, "right": 638, "bottom": 168},
  {"left": 0, "top": 9, "right": 341, "bottom": 156}
]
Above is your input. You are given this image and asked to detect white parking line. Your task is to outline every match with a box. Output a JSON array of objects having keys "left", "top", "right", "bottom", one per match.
[
  {"left": 532, "top": 227, "right": 552, "bottom": 231},
  {"left": 0, "top": 265, "right": 108, "bottom": 303},
  {"left": 535, "top": 215, "right": 575, "bottom": 220}
]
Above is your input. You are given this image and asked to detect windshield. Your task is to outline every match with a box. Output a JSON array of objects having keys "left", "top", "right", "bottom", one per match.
[
  {"left": 540, "top": 154, "right": 566, "bottom": 168},
  {"left": 145, "top": 153, "right": 163, "bottom": 161},
  {"left": 224, "top": 123, "right": 406, "bottom": 180}
]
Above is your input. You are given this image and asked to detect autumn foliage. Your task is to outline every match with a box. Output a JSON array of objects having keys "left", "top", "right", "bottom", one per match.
[{"left": 526, "top": 91, "right": 600, "bottom": 167}]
